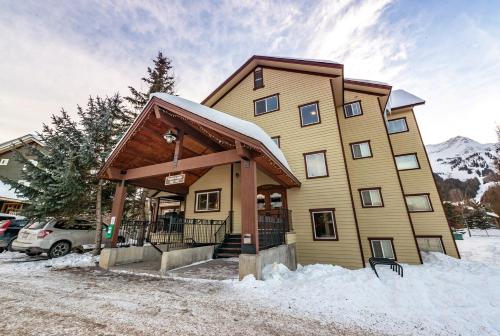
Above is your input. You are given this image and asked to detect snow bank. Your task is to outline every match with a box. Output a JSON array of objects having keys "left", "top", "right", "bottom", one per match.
[
  {"left": 236, "top": 252, "right": 500, "bottom": 335},
  {"left": 0, "top": 252, "right": 98, "bottom": 273}
]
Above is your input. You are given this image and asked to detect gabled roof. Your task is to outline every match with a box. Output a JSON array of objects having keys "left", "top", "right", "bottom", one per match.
[
  {"left": 202, "top": 55, "right": 344, "bottom": 107},
  {"left": 0, "top": 134, "right": 43, "bottom": 155},
  {"left": 99, "top": 93, "right": 300, "bottom": 190},
  {"left": 389, "top": 89, "right": 425, "bottom": 110}
]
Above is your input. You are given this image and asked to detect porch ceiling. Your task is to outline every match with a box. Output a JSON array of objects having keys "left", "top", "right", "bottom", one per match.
[{"left": 99, "top": 95, "right": 300, "bottom": 193}]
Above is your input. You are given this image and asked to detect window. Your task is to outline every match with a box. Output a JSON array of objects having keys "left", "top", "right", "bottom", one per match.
[
  {"left": 254, "top": 94, "right": 279, "bottom": 115},
  {"left": 271, "top": 136, "right": 281, "bottom": 148},
  {"left": 254, "top": 67, "right": 264, "bottom": 89},
  {"left": 370, "top": 239, "right": 395, "bottom": 259},
  {"left": 257, "top": 194, "right": 266, "bottom": 210},
  {"left": 351, "top": 141, "right": 372, "bottom": 159},
  {"left": 299, "top": 102, "right": 320, "bottom": 126},
  {"left": 195, "top": 189, "right": 221, "bottom": 212},
  {"left": 405, "top": 194, "right": 432, "bottom": 212},
  {"left": 0, "top": 158, "right": 9, "bottom": 166},
  {"left": 417, "top": 236, "right": 445, "bottom": 254},
  {"left": 310, "top": 209, "right": 337, "bottom": 240},
  {"left": 304, "top": 151, "right": 328, "bottom": 178},
  {"left": 343, "top": 101, "right": 362, "bottom": 118},
  {"left": 360, "top": 188, "right": 383, "bottom": 207},
  {"left": 387, "top": 118, "right": 408, "bottom": 134},
  {"left": 395, "top": 154, "right": 419, "bottom": 170}
]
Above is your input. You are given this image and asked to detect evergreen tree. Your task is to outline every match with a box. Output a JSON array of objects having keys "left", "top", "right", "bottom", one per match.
[
  {"left": 125, "top": 51, "right": 176, "bottom": 110},
  {"left": 443, "top": 202, "right": 463, "bottom": 228},
  {"left": 465, "top": 201, "right": 491, "bottom": 235}
]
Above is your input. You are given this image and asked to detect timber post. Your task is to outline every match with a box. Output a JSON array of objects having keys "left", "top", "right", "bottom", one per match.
[
  {"left": 240, "top": 158, "right": 259, "bottom": 254},
  {"left": 109, "top": 180, "right": 127, "bottom": 248}
]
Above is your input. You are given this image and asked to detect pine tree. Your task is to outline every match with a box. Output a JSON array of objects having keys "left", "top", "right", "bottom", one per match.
[
  {"left": 124, "top": 51, "right": 177, "bottom": 221},
  {"left": 125, "top": 51, "right": 176, "bottom": 110},
  {"left": 465, "top": 201, "right": 491, "bottom": 235}
]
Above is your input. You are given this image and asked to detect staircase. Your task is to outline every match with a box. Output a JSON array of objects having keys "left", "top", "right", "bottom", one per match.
[{"left": 214, "top": 233, "right": 241, "bottom": 258}]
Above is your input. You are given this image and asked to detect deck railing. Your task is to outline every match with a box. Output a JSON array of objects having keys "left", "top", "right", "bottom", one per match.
[{"left": 258, "top": 209, "right": 292, "bottom": 250}]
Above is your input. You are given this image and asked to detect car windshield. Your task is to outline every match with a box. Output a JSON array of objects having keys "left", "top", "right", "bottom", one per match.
[{"left": 27, "top": 219, "right": 51, "bottom": 230}]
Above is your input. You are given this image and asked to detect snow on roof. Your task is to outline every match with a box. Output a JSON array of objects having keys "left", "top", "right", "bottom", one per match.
[
  {"left": 389, "top": 89, "right": 425, "bottom": 110},
  {"left": 0, "top": 181, "right": 25, "bottom": 201},
  {"left": 0, "top": 134, "right": 43, "bottom": 154},
  {"left": 151, "top": 93, "right": 292, "bottom": 171},
  {"left": 266, "top": 56, "right": 341, "bottom": 65},
  {"left": 486, "top": 212, "right": 499, "bottom": 218},
  {"left": 345, "top": 77, "right": 390, "bottom": 86}
]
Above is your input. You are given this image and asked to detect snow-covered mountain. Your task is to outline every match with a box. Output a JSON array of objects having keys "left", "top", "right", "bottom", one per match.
[{"left": 426, "top": 136, "right": 499, "bottom": 200}]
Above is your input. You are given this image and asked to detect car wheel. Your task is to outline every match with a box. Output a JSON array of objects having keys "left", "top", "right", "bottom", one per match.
[
  {"left": 48, "top": 241, "right": 71, "bottom": 258},
  {"left": 7, "top": 240, "right": 15, "bottom": 252}
]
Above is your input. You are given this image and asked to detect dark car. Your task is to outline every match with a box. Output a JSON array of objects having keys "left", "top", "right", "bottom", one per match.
[{"left": 0, "top": 213, "right": 28, "bottom": 252}]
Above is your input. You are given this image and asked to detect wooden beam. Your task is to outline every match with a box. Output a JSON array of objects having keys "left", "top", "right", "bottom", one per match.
[
  {"left": 157, "top": 109, "right": 225, "bottom": 152},
  {"left": 123, "top": 149, "right": 241, "bottom": 180},
  {"left": 109, "top": 181, "right": 127, "bottom": 247},
  {"left": 173, "top": 128, "right": 184, "bottom": 167},
  {"left": 235, "top": 140, "right": 252, "bottom": 160},
  {"left": 154, "top": 105, "right": 161, "bottom": 119},
  {"left": 107, "top": 167, "right": 125, "bottom": 180}
]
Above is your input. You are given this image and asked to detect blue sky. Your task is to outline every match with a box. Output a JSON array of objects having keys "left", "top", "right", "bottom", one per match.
[{"left": 0, "top": 0, "right": 499, "bottom": 144}]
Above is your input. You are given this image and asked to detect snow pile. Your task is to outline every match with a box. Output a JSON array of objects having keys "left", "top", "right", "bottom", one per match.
[
  {"left": 151, "top": 93, "right": 292, "bottom": 172},
  {"left": 388, "top": 89, "right": 425, "bottom": 110},
  {"left": 236, "top": 252, "right": 500, "bottom": 335},
  {"left": 0, "top": 252, "right": 98, "bottom": 273}
]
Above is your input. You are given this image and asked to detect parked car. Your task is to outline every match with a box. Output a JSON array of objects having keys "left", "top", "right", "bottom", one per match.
[
  {"left": 12, "top": 218, "right": 106, "bottom": 258},
  {"left": 0, "top": 213, "right": 28, "bottom": 253}
]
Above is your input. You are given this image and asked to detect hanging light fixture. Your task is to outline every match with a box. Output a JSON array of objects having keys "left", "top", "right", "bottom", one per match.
[{"left": 163, "top": 130, "right": 177, "bottom": 144}]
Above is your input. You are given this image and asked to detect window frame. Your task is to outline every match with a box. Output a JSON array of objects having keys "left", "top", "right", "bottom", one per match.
[
  {"left": 395, "top": 153, "right": 420, "bottom": 171},
  {"left": 405, "top": 193, "right": 433, "bottom": 212},
  {"left": 303, "top": 150, "right": 329, "bottom": 179},
  {"left": 298, "top": 101, "right": 321, "bottom": 127},
  {"left": 343, "top": 100, "right": 363, "bottom": 118},
  {"left": 359, "top": 187, "right": 384, "bottom": 208},
  {"left": 416, "top": 235, "right": 446, "bottom": 254},
  {"left": 387, "top": 117, "right": 409, "bottom": 134},
  {"left": 253, "top": 94, "right": 280, "bottom": 116},
  {"left": 253, "top": 67, "right": 264, "bottom": 90},
  {"left": 368, "top": 237, "right": 397, "bottom": 260},
  {"left": 194, "top": 188, "right": 222, "bottom": 213},
  {"left": 310, "top": 208, "right": 338, "bottom": 241},
  {"left": 350, "top": 140, "right": 373, "bottom": 160},
  {"left": 271, "top": 136, "right": 281, "bottom": 148}
]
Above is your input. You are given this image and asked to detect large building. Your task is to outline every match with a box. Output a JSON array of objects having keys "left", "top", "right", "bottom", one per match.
[{"left": 100, "top": 56, "right": 459, "bottom": 271}]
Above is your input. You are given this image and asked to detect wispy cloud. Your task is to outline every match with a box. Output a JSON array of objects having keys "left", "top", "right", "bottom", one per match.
[{"left": 0, "top": 0, "right": 498, "bottom": 143}]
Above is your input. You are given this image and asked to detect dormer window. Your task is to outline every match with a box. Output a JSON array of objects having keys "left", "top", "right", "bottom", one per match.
[{"left": 254, "top": 67, "right": 264, "bottom": 89}]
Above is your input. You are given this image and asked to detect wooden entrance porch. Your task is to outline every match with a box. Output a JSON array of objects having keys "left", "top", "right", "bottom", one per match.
[{"left": 98, "top": 94, "right": 300, "bottom": 256}]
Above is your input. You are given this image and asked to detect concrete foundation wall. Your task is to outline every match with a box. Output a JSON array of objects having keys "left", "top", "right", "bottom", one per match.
[
  {"left": 99, "top": 244, "right": 166, "bottom": 270},
  {"left": 161, "top": 245, "right": 215, "bottom": 273},
  {"left": 239, "top": 244, "right": 297, "bottom": 280}
]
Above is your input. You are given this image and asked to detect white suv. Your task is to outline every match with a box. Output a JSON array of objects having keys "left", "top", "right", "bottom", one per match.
[{"left": 12, "top": 218, "right": 105, "bottom": 258}]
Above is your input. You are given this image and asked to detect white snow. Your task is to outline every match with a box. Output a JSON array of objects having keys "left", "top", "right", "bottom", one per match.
[
  {"left": 0, "top": 251, "right": 98, "bottom": 272},
  {"left": 0, "top": 180, "right": 25, "bottom": 201},
  {"left": 235, "top": 230, "right": 500, "bottom": 336},
  {"left": 389, "top": 89, "right": 425, "bottom": 110},
  {"left": 151, "top": 93, "right": 292, "bottom": 171}
]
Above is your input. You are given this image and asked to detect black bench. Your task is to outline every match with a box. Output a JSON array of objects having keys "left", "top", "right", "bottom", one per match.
[{"left": 369, "top": 257, "right": 403, "bottom": 278}]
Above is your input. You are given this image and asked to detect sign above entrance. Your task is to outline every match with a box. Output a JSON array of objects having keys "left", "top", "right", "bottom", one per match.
[{"left": 165, "top": 173, "right": 186, "bottom": 186}]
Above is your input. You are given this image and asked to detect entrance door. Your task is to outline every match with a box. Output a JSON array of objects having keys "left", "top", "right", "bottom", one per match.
[{"left": 257, "top": 185, "right": 287, "bottom": 215}]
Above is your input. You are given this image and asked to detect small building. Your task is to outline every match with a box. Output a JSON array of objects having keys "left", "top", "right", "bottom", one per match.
[
  {"left": 0, "top": 134, "right": 43, "bottom": 214},
  {"left": 99, "top": 56, "right": 459, "bottom": 278}
]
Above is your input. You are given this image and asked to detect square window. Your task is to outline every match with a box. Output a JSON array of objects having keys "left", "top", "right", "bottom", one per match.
[
  {"left": 271, "top": 136, "right": 280, "bottom": 148},
  {"left": 310, "top": 209, "right": 337, "bottom": 240},
  {"left": 370, "top": 239, "right": 395, "bottom": 259},
  {"left": 304, "top": 151, "right": 328, "bottom": 178},
  {"left": 387, "top": 118, "right": 408, "bottom": 134},
  {"left": 195, "top": 190, "right": 221, "bottom": 212},
  {"left": 351, "top": 141, "right": 372, "bottom": 159},
  {"left": 405, "top": 194, "right": 432, "bottom": 212},
  {"left": 343, "top": 101, "right": 362, "bottom": 118},
  {"left": 299, "top": 102, "right": 320, "bottom": 126},
  {"left": 417, "top": 237, "right": 445, "bottom": 253},
  {"left": 395, "top": 154, "right": 419, "bottom": 170},
  {"left": 360, "top": 189, "right": 383, "bottom": 207},
  {"left": 0, "top": 159, "right": 9, "bottom": 166},
  {"left": 254, "top": 94, "right": 279, "bottom": 115}
]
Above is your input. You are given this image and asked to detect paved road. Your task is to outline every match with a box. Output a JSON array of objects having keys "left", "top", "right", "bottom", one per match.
[{"left": 0, "top": 253, "right": 384, "bottom": 336}]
